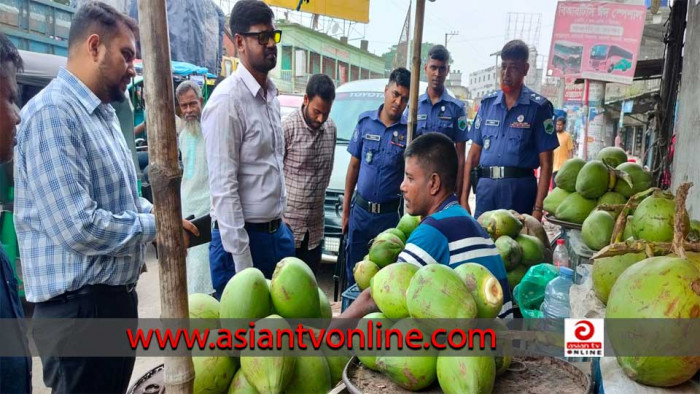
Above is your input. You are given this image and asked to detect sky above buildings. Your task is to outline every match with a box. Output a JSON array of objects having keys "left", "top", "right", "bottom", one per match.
[{"left": 363, "top": 0, "right": 560, "bottom": 85}]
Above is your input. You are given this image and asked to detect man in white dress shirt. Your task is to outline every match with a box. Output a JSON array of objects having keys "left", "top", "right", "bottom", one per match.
[{"left": 202, "top": 0, "right": 294, "bottom": 298}]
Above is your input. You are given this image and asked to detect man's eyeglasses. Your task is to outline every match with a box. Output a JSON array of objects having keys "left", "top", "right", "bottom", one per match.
[{"left": 239, "top": 30, "right": 282, "bottom": 46}]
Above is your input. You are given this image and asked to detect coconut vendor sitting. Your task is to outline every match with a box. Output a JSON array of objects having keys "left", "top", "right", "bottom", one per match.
[{"left": 342, "top": 133, "right": 511, "bottom": 319}]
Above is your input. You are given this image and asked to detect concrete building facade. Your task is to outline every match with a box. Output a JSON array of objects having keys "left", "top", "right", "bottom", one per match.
[
  {"left": 467, "top": 65, "right": 498, "bottom": 99},
  {"left": 270, "top": 22, "right": 385, "bottom": 94}
]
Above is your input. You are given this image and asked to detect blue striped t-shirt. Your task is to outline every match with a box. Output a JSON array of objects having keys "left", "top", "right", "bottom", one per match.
[{"left": 398, "top": 195, "right": 511, "bottom": 302}]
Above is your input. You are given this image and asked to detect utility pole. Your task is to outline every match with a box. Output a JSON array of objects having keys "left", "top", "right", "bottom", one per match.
[
  {"left": 407, "top": 0, "right": 426, "bottom": 146},
  {"left": 444, "top": 30, "right": 459, "bottom": 48},
  {"left": 137, "top": 0, "right": 194, "bottom": 393}
]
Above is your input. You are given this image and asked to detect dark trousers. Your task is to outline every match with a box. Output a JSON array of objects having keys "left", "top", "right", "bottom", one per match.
[
  {"left": 345, "top": 201, "right": 400, "bottom": 289},
  {"left": 295, "top": 231, "right": 322, "bottom": 275},
  {"left": 209, "top": 223, "right": 295, "bottom": 299},
  {"left": 552, "top": 171, "right": 558, "bottom": 189},
  {"left": 474, "top": 177, "right": 538, "bottom": 219},
  {"left": 32, "top": 286, "right": 138, "bottom": 394}
]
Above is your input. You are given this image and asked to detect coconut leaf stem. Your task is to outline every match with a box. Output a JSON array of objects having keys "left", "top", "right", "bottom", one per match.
[
  {"left": 672, "top": 182, "right": 693, "bottom": 259},
  {"left": 610, "top": 187, "right": 660, "bottom": 244}
]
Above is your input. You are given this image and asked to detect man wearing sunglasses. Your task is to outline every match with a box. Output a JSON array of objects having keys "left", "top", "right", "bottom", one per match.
[{"left": 203, "top": 0, "right": 294, "bottom": 297}]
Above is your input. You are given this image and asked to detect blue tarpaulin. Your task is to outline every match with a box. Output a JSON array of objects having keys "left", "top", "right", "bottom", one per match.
[{"left": 134, "top": 61, "right": 209, "bottom": 77}]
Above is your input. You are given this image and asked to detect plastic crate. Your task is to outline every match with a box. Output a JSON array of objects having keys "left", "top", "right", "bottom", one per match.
[{"left": 341, "top": 284, "right": 361, "bottom": 312}]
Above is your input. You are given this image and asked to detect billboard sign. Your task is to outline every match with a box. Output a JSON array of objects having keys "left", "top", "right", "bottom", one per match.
[
  {"left": 547, "top": 1, "right": 647, "bottom": 84},
  {"left": 264, "top": 0, "right": 370, "bottom": 23}
]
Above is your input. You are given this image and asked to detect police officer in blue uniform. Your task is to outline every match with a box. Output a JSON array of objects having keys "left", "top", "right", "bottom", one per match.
[
  {"left": 416, "top": 45, "right": 469, "bottom": 200},
  {"left": 342, "top": 68, "right": 411, "bottom": 288},
  {"left": 461, "top": 40, "right": 558, "bottom": 221}
]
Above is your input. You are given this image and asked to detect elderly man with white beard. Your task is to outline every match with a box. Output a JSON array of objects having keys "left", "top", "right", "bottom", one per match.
[{"left": 177, "top": 80, "right": 215, "bottom": 295}]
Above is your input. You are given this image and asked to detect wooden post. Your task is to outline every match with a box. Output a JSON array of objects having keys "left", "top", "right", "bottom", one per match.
[
  {"left": 137, "top": 1, "right": 194, "bottom": 393},
  {"left": 406, "top": 0, "right": 426, "bottom": 145}
]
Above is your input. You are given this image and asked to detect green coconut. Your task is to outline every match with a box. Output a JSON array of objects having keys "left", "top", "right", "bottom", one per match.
[
  {"left": 318, "top": 288, "right": 332, "bottom": 319},
  {"left": 220, "top": 268, "right": 271, "bottom": 319},
  {"left": 614, "top": 162, "right": 653, "bottom": 197},
  {"left": 454, "top": 263, "right": 504, "bottom": 318},
  {"left": 581, "top": 210, "right": 615, "bottom": 251},
  {"left": 396, "top": 214, "right": 421, "bottom": 239},
  {"left": 495, "top": 235, "right": 523, "bottom": 271},
  {"left": 477, "top": 211, "right": 495, "bottom": 228},
  {"left": 631, "top": 191, "right": 688, "bottom": 242},
  {"left": 519, "top": 213, "right": 551, "bottom": 250},
  {"left": 575, "top": 160, "right": 610, "bottom": 199},
  {"left": 382, "top": 227, "right": 407, "bottom": 244},
  {"left": 240, "top": 315, "right": 296, "bottom": 394},
  {"left": 622, "top": 217, "right": 635, "bottom": 241},
  {"left": 193, "top": 356, "right": 238, "bottom": 394},
  {"left": 543, "top": 187, "right": 572, "bottom": 214},
  {"left": 270, "top": 257, "right": 320, "bottom": 319},
  {"left": 406, "top": 264, "right": 478, "bottom": 319},
  {"left": 355, "top": 312, "right": 391, "bottom": 370},
  {"left": 485, "top": 209, "right": 523, "bottom": 239},
  {"left": 368, "top": 232, "right": 405, "bottom": 267},
  {"left": 227, "top": 369, "right": 258, "bottom": 394},
  {"left": 353, "top": 259, "right": 379, "bottom": 290},
  {"left": 285, "top": 357, "right": 332, "bottom": 394},
  {"left": 596, "top": 146, "right": 628, "bottom": 168},
  {"left": 591, "top": 252, "right": 646, "bottom": 304},
  {"left": 515, "top": 234, "right": 545, "bottom": 266},
  {"left": 598, "top": 191, "right": 627, "bottom": 207},
  {"left": 555, "top": 192, "right": 598, "bottom": 224},
  {"left": 555, "top": 158, "right": 586, "bottom": 192},
  {"left": 606, "top": 256, "right": 700, "bottom": 387},
  {"left": 325, "top": 354, "right": 351, "bottom": 386},
  {"left": 506, "top": 265, "right": 528, "bottom": 291},
  {"left": 436, "top": 354, "right": 496, "bottom": 394},
  {"left": 495, "top": 356, "right": 512, "bottom": 377},
  {"left": 688, "top": 219, "right": 700, "bottom": 242},
  {"left": 376, "top": 320, "right": 438, "bottom": 391},
  {"left": 370, "top": 263, "right": 419, "bottom": 319}
]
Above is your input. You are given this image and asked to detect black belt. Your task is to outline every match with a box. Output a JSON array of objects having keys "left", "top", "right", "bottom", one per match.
[
  {"left": 214, "top": 219, "right": 282, "bottom": 234},
  {"left": 479, "top": 166, "right": 534, "bottom": 179},
  {"left": 45, "top": 284, "right": 136, "bottom": 303},
  {"left": 355, "top": 193, "right": 401, "bottom": 214}
]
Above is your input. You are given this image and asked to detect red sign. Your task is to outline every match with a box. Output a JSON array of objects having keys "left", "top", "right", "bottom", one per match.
[{"left": 548, "top": 1, "right": 647, "bottom": 85}]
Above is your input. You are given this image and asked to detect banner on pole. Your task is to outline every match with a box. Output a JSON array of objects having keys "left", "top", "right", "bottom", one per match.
[{"left": 547, "top": 1, "right": 647, "bottom": 85}]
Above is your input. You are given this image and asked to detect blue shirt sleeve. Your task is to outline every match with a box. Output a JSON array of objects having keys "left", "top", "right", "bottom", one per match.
[
  {"left": 452, "top": 102, "right": 469, "bottom": 143},
  {"left": 397, "top": 224, "right": 450, "bottom": 266},
  {"left": 533, "top": 100, "right": 559, "bottom": 154},
  {"left": 347, "top": 121, "right": 363, "bottom": 159},
  {"left": 469, "top": 103, "right": 487, "bottom": 146}
]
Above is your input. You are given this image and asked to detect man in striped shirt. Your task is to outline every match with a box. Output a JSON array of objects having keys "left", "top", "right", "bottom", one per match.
[{"left": 342, "top": 133, "right": 510, "bottom": 318}]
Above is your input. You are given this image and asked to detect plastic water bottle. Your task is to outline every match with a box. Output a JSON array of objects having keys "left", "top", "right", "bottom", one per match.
[
  {"left": 553, "top": 239, "right": 570, "bottom": 269},
  {"left": 540, "top": 266, "right": 574, "bottom": 319},
  {"left": 540, "top": 267, "right": 578, "bottom": 359}
]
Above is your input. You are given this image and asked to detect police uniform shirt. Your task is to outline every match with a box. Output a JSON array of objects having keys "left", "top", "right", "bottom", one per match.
[
  {"left": 347, "top": 106, "right": 408, "bottom": 204},
  {"left": 469, "top": 86, "right": 558, "bottom": 169},
  {"left": 416, "top": 89, "right": 469, "bottom": 142}
]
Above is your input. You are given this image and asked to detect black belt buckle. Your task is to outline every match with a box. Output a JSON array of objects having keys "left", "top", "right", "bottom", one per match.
[{"left": 267, "top": 219, "right": 281, "bottom": 233}]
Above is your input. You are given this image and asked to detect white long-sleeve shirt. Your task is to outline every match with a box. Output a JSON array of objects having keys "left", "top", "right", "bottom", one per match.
[{"left": 201, "top": 64, "right": 286, "bottom": 272}]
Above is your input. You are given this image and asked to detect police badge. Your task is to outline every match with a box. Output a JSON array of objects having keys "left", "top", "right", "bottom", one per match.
[
  {"left": 484, "top": 138, "right": 491, "bottom": 150},
  {"left": 458, "top": 116, "right": 467, "bottom": 131},
  {"left": 544, "top": 118, "right": 555, "bottom": 134},
  {"left": 475, "top": 115, "right": 482, "bottom": 130}
]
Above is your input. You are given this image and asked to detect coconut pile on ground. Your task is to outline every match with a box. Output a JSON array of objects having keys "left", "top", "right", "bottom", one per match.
[
  {"left": 186, "top": 256, "right": 345, "bottom": 394},
  {"left": 356, "top": 258, "right": 508, "bottom": 392},
  {"left": 543, "top": 148, "right": 656, "bottom": 251},
  {"left": 476, "top": 210, "right": 553, "bottom": 294},
  {"left": 589, "top": 182, "right": 700, "bottom": 388}
]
